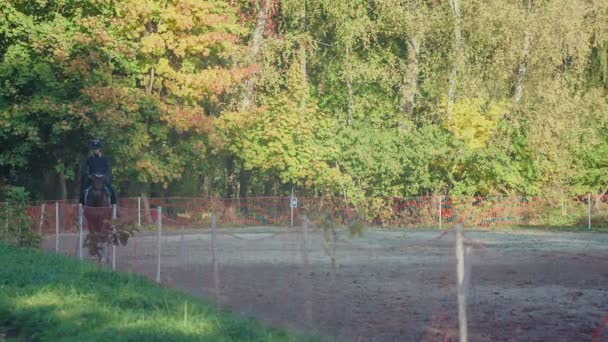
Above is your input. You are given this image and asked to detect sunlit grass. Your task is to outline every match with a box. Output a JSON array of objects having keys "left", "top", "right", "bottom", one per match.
[{"left": 0, "top": 243, "right": 309, "bottom": 341}]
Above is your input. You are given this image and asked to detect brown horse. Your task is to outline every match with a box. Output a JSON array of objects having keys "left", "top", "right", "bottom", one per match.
[{"left": 83, "top": 173, "right": 113, "bottom": 262}]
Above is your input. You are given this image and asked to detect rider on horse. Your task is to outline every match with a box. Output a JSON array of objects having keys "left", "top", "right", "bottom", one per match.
[{"left": 79, "top": 139, "right": 117, "bottom": 205}]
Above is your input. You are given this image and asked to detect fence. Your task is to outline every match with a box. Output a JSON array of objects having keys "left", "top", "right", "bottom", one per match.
[
  {"left": 3, "top": 196, "right": 608, "bottom": 341},
  {"left": 5, "top": 194, "right": 607, "bottom": 263},
  {"left": 21, "top": 194, "right": 608, "bottom": 230}
]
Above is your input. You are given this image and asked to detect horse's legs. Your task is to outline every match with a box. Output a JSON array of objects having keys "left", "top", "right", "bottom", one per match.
[
  {"left": 86, "top": 230, "right": 104, "bottom": 263},
  {"left": 106, "top": 240, "right": 111, "bottom": 265},
  {"left": 84, "top": 205, "right": 113, "bottom": 264},
  {"left": 100, "top": 242, "right": 107, "bottom": 263},
  {"left": 94, "top": 232, "right": 104, "bottom": 262}
]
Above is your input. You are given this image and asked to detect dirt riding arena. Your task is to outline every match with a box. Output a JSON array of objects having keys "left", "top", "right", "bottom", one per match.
[{"left": 43, "top": 225, "right": 608, "bottom": 341}]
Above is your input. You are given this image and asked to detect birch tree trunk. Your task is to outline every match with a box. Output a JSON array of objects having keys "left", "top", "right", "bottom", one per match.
[
  {"left": 447, "top": 0, "right": 462, "bottom": 122},
  {"left": 513, "top": 0, "right": 532, "bottom": 104},
  {"left": 400, "top": 37, "right": 420, "bottom": 124},
  {"left": 299, "top": 0, "right": 308, "bottom": 118},
  {"left": 146, "top": 67, "right": 155, "bottom": 95},
  {"left": 239, "top": 0, "right": 269, "bottom": 111},
  {"left": 346, "top": 47, "right": 354, "bottom": 126}
]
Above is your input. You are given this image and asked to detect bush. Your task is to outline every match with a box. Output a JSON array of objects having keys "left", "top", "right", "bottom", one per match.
[{"left": 0, "top": 186, "right": 41, "bottom": 247}]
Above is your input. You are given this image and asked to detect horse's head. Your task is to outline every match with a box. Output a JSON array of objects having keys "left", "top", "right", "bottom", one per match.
[
  {"left": 91, "top": 173, "right": 106, "bottom": 191},
  {"left": 85, "top": 173, "right": 110, "bottom": 208}
]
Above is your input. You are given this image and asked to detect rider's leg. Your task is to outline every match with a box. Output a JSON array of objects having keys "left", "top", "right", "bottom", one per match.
[
  {"left": 101, "top": 174, "right": 117, "bottom": 205},
  {"left": 80, "top": 177, "right": 92, "bottom": 205},
  {"left": 106, "top": 183, "right": 117, "bottom": 205}
]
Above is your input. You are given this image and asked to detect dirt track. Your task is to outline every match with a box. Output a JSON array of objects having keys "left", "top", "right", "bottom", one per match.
[{"left": 44, "top": 228, "right": 608, "bottom": 341}]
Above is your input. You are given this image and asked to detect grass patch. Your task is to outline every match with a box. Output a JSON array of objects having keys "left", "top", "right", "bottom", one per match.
[
  {"left": 466, "top": 224, "right": 608, "bottom": 234},
  {"left": 0, "top": 243, "right": 311, "bottom": 341}
]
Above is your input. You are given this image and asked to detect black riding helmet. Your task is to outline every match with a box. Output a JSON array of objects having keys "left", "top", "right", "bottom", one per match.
[{"left": 90, "top": 139, "right": 102, "bottom": 150}]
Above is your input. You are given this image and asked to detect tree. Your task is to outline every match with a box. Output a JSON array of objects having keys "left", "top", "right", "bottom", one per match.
[
  {"left": 74, "top": 0, "right": 249, "bottom": 201},
  {"left": 0, "top": 0, "right": 95, "bottom": 199}
]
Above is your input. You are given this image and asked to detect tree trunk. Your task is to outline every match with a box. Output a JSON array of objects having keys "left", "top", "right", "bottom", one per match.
[
  {"left": 146, "top": 67, "right": 155, "bottom": 96},
  {"left": 299, "top": 0, "right": 308, "bottom": 117},
  {"left": 58, "top": 170, "right": 68, "bottom": 201},
  {"left": 201, "top": 174, "right": 208, "bottom": 197},
  {"left": 512, "top": 0, "right": 532, "bottom": 104},
  {"left": 447, "top": 0, "right": 462, "bottom": 122},
  {"left": 346, "top": 47, "right": 354, "bottom": 126},
  {"left": 596, "top": 184, "right": 608, "bottom": 209},
  {"left": 226, "top": 157, "right": 236, "bottom": 198},
  {"left": 239, "top": 169, "right": 251, "bottom": 198},
  {"left": 239, "top": 0, "right": 269, "bottom": 111},
  {"left": 118, "top": 180, "right": 129, "bottom": 199},
  {"left": 400, "top": 37, "right": 420, "bottom": 125},
  {"left": 234, "top": 1, "right": 269, "bottom": 199},
  {"left": 140, "top": 185, "right": 153, "bottom": 224}
]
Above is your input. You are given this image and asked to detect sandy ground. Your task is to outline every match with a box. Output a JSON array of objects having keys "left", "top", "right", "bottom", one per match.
[{"left": 43, "top": 227, "right": 608, "bottom": 341}]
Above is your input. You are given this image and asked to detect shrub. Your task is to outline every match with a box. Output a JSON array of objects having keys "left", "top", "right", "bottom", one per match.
[{"left": 1, "top": 186, "right": 41, "bottom": 247}]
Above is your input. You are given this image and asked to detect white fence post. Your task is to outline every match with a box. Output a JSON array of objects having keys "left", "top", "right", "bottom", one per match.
[
  {"left": 456, "top": 223, "right": 468, "bottom": 342},
  {"left": 112, "top": 204, "right": 117, "bottom": 271},
  {"left": 211, "top": 212, "right": 220, "bottom": 305},
  {"left": 439, "top": 195, "right": 443, "bottom": 229},
  {"left": 78, "top": 204, "right": 83, "bottom": 260},
  {"left": 55, "top": 202, "right": 59, "bottom": 253},
  {"left": 290, "top": 187, "right": 295, "bottom": 229},
  {"left": 137, "top": 197, "right": 141, "bottom": 227},
  {"left": 300, "top": 214, "right": 312, "bottom": 325},
  {"left": 290, "top": 202, "right": 294, "bottom": 229},
  {"left": 588, "top": 193, "right": 591, "bottom": 230},
  {"left": 290, "top": 197, "right": 298, "bottom": 229},
  {"left": 156, "top": 206, "right": 162, "bottom": 283},
  {"left": 180, "top": 226, "right": 185, "bottom": 265}
]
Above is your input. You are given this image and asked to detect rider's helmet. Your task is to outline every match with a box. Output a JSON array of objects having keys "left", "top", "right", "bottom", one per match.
[{"left": 90, "top": 139, "right": 102, "bottom": 150}]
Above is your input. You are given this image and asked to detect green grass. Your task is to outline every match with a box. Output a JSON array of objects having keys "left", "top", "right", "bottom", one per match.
[
  {"left": 0, "top": 243, "right": 310, "bottom": 341},
  {"left": 466, "top": 224, "right": 608, "bottom": 234}
]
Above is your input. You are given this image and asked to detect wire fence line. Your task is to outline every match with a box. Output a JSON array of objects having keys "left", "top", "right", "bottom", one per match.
[
  {"left": 2, "top": 196, "right": 607, "bottom": 341},
  {"left": 5, "top": 194, "right": 607, "bottom": 274},
  {"left": 17, "top": 195, "right": 608, "bottom": 231}
]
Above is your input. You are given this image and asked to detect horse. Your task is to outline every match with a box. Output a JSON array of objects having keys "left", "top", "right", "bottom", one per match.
[{"left": 82, "top": 173, "right": 114, "bottom": 262}]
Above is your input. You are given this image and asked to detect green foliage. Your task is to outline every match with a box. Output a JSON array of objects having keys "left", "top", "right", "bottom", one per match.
[
  {"left": 0, "top": 0, "right": 96, "bottom": 192},
  {"left": 0, "top": 0, "right": 249, "bottom": 197},
  {"left": 570, "top": 119, "right": 608, "bottom": 195},
  {"left": 2, "top": 0, "right": 608, "bottom": 200},
  {"left": 0, "top": 186, "right": 40, "bottom": 247},
  {"left": 219, "top": 61, "right": 338, "bottom": 189},
  {"left": 335, "top": 123, "right": 455, "bottom": 198}
]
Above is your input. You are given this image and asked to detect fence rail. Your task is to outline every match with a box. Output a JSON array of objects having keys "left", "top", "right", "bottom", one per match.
[{"left": 7, "top": 195, "right": 607, "bottom": 235}]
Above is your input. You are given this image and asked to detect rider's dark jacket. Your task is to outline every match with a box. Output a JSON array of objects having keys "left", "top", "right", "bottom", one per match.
[{"left": 86, "top": 155, "right": 111, "bottom": 179}]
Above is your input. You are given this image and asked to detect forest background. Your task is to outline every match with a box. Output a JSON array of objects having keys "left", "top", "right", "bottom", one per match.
[{"left": 1, "top": 0, "right": 607, "bottom": 207}]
